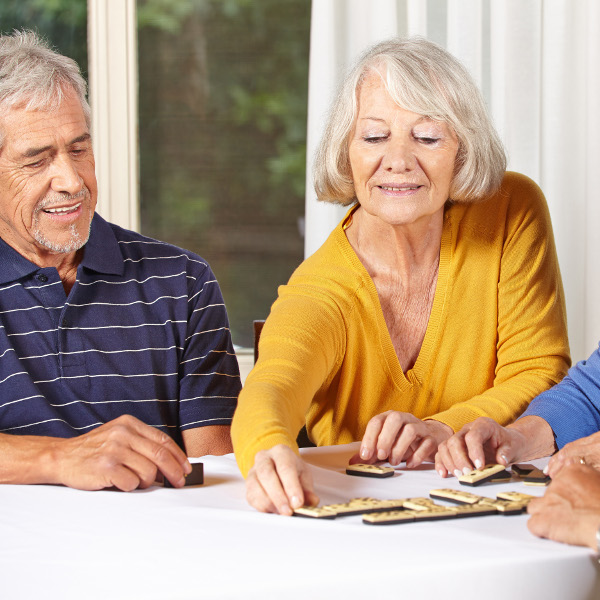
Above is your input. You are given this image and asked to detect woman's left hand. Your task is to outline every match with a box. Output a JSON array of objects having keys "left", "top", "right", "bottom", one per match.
[{"left": 351, "top": 411, "right": 453, "bottom": 468}]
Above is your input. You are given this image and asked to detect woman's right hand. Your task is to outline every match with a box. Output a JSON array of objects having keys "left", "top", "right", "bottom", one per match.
[
  {"left": 434, "top": 417, "right": 527, "bottom": 477},
  {"left": 246, "top": 444, "right": 319, "bottom": 515}
]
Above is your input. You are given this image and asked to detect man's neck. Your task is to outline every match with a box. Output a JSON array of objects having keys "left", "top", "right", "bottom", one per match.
[{"left": 32, "top": 249, "right": 82, "bottom": 295}]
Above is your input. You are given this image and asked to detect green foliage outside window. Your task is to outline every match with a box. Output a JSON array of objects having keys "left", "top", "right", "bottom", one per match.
[
  {"left": 137, "top": 0, "right": 310, "bottom": 347},
  {"left": 0, "top": 0, "right": 311, "bottom": 348},
  {"left": 0, "top": 0, "right": 87, "bottom": 80}
]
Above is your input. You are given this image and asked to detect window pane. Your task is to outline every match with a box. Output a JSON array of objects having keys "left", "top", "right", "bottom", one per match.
[
  {"left": 137, "top": 0, "right": 311, "bottom": 348},
  {"left": 0, "top": 0, "right": 88, "bottom": 80}
]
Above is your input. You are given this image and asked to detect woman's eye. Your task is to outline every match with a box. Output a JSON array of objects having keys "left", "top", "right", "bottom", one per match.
[
  {"left": 415, "top": 136, "right": 440, "bottom": 145},
  {"left": 363, "top": 135, "right": 387, "bottom": 143}
]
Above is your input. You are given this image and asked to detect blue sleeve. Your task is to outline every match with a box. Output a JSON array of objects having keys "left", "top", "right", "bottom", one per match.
[
  {"left": 520, "top": 343, "right": 600, "bottom": 448},
  {"left": 178, "top": 261, "right": 241, "bottom": 429}
]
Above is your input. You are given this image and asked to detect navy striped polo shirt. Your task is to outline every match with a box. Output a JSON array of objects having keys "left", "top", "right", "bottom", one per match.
[{"left": 0, "top": 213, "right": 240, "bottom": 449}]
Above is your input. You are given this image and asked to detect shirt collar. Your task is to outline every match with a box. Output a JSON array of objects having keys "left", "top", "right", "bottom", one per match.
[
  {"left": 0, "top": 212, "right": 124, "bottom": 285},
  {"left": 80, "top": 213, "right": 124, "bottom": 276}
]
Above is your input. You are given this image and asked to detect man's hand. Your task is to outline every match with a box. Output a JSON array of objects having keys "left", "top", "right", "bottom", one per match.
[
  {"left": 434, "top": 417, "right": 525, "bottom": 477},
  {"left": 527, "top": 464, "right": 600, "bottom": 550},
  {"left": 246, "top": 444, "right": 319, "bottom": 515},
  {"left": 545, "top": 431, "right": 600, "bottom": 478},
  {"left": 50, "top": 415, "right": 192, "bottom": 491},
  {"left": 351, "top": 411, "right": 452, "bottom": 468}
]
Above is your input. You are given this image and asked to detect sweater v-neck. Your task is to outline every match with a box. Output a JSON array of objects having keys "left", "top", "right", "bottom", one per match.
[{"left": 338, "top": 205, "right": 453, "bottom": 391}]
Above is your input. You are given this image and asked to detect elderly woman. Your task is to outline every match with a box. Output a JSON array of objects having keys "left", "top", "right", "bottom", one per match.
[{"left": 231, "top": 37, "right": 570, "bottom": 514}]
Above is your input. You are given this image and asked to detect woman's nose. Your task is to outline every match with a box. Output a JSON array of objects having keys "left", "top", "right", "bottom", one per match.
[{"left": 383, "top": 138, "right": 416, "bottom": 172}]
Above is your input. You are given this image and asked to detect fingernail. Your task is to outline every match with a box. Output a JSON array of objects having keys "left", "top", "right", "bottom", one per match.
[
  {"left": 377, "top": 449, "right": 387, "bottom": 460},
  {"left": 501, "top": 455, "right": 508, "bottom": 464},
  {"left": 454, "top": 469, "right": 462, "bottom": 478},
  {"left": 280, "top": 504, "right": 292, "bottom": 515},
  {"left": 360, "top": 447, "right": 369, "bottom": 459},
  {"left": 290, "top": 495, "right": 302, "bottom": 509},
  {"left": 475, "top": 459, "right": 482, "bottom": 469},
  {"left": 438, "top": 470, "right": 445, "bottom": 478},
  {"left": 462, "top": 467, "right": 471, "bottom": 475},
  {"left": 543, "top": 465, "right": 549, "bottom": 475},
  {"left": 184, "top": 462, "right": 192, "bottom": 474}
]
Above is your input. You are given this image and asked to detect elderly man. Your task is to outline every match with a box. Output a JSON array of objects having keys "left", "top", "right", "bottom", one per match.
[{"left": 0, "top": 31, "right": 240, "bottom": 491}]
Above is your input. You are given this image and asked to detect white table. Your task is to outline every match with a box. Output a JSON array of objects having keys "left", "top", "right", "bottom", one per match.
[{"left": 1, "top": 443, "right": 598, "bottom": 599}]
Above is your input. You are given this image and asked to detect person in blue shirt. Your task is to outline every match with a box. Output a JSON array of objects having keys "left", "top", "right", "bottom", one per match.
[
  {"left": 0, "top": 30, "right": 240, "bottom": 490},
  {"left": 435, "top": 343, "right": 600, "bottom": 550},
  {"left": 435, "top": 342, "right": 600, "bottom": 477}
]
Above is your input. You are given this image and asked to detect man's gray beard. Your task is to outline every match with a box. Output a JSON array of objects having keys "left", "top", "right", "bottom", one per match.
[
  {"left": 32, "top": 221, "right": 90, "bottom": 253},
  {"left": 32, "top": 193, "right": 93, "bottom": 254}
]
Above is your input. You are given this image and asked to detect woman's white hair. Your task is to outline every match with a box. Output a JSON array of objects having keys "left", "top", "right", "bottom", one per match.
[
  {"left": 314, "top": 37, "right": 506, "bottom": 205},
  {"left": 0, "top": 30, "right": 90, "bottom": 148}
]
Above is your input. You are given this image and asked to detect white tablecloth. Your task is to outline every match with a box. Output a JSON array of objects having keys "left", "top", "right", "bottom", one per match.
[{"left": 1, "top": 443, "right": 598, "bottom": 599}]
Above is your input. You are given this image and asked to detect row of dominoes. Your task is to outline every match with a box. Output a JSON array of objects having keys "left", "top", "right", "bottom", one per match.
[{"left": 294, "top": 489, "right": 535, "bottom": 523}]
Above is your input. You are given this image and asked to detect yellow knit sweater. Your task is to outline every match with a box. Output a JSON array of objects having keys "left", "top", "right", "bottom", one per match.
[{"left": 232, "top": 172, "right": 570, "bottom": 477}]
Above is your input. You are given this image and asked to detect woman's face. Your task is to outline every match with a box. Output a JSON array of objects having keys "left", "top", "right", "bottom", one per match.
[{"left": 348, "top": 72, "right": 459, "bottom": 228}]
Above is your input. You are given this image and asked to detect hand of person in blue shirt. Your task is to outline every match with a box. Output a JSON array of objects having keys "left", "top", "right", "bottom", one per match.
[
  {"left": 545, "top": 430, "right": 600, "bottom": 479},
  {"left": 528, "top": 464, "right": 600, "bottom": 550}
]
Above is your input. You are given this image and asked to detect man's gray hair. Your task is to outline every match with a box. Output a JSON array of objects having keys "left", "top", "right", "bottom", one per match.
[
  {"left": 0, "top": 29, "right": 90, "bottom": 147},
  {"left": 314, "top": 37, "right": 506, "bottom": 205}
]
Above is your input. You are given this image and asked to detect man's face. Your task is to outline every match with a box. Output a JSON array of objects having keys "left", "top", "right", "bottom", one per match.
[{"left": 0, "top": 88, "right": 97, "bottom": 265}]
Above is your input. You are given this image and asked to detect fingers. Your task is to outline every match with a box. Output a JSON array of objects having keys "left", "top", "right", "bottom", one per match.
[
  {"left": 434, "top": 444, "right": 452, "bottom": 478},
  {"left": 358, "top": 412, "right": 389, "bottom": 462},
  {"left": 56, "top": 415, "right": 192, "bottom": 491},
  {"left": 435, "top": 429, "right": 474, "bottom": 478},
  {"left": 526, "top": 510, "right": 551, "bottom": 540},
  {"left": 298, "top": 462, "right": 320, "bottom": 507},
  {"left": 248, "top": 456, "right": 293, "bottom": 515},
  {"left": 246, "top": 445, "right": 317, "bottom": 515},
  {"left": 107, "top": 416, "right": 192, "bottom": 488},
  {"left": 359, "top": 412, "right": 425, "bottom": 466},
  {"left": 348, "top": 452, "right": 378, "bottom": 465},
  {"left": 435, "top": 418, "right": 514, "bottom": 479},
  {"left": 125, "top": 415, "right": 191, "bottom": 468},
  {"left": 383, "top": 416, "right": 419, "bottom": 465},
  {"left": 405, "top": 436, "right": 436, "bottom": 468},
  {"left": 545, "top": 439, "right": 592, "bottom": 478}
]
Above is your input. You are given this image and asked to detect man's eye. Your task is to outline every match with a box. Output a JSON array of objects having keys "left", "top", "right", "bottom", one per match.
[{"left": 25, "top": 159, "right": 44, "bottom": 169}]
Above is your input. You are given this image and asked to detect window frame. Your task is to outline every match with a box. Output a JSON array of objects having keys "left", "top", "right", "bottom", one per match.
[{"left": 88, "top": 0, "right": 139, "bottom": 231}]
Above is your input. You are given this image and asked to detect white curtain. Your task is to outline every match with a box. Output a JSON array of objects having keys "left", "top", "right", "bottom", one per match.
[{"left": 305, "top": 0, "right": 600, "bottom": 363}]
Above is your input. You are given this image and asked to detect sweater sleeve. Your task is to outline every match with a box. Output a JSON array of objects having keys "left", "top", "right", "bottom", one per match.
[
  {"left": 427, "top": 174, "right": 571, "bottom": 431},
  {"left": 231, "top": 282, "right": 346, "bottom": 477},
  {"left": 520, "top": 344, "right": 600, "bottom": 448}
]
